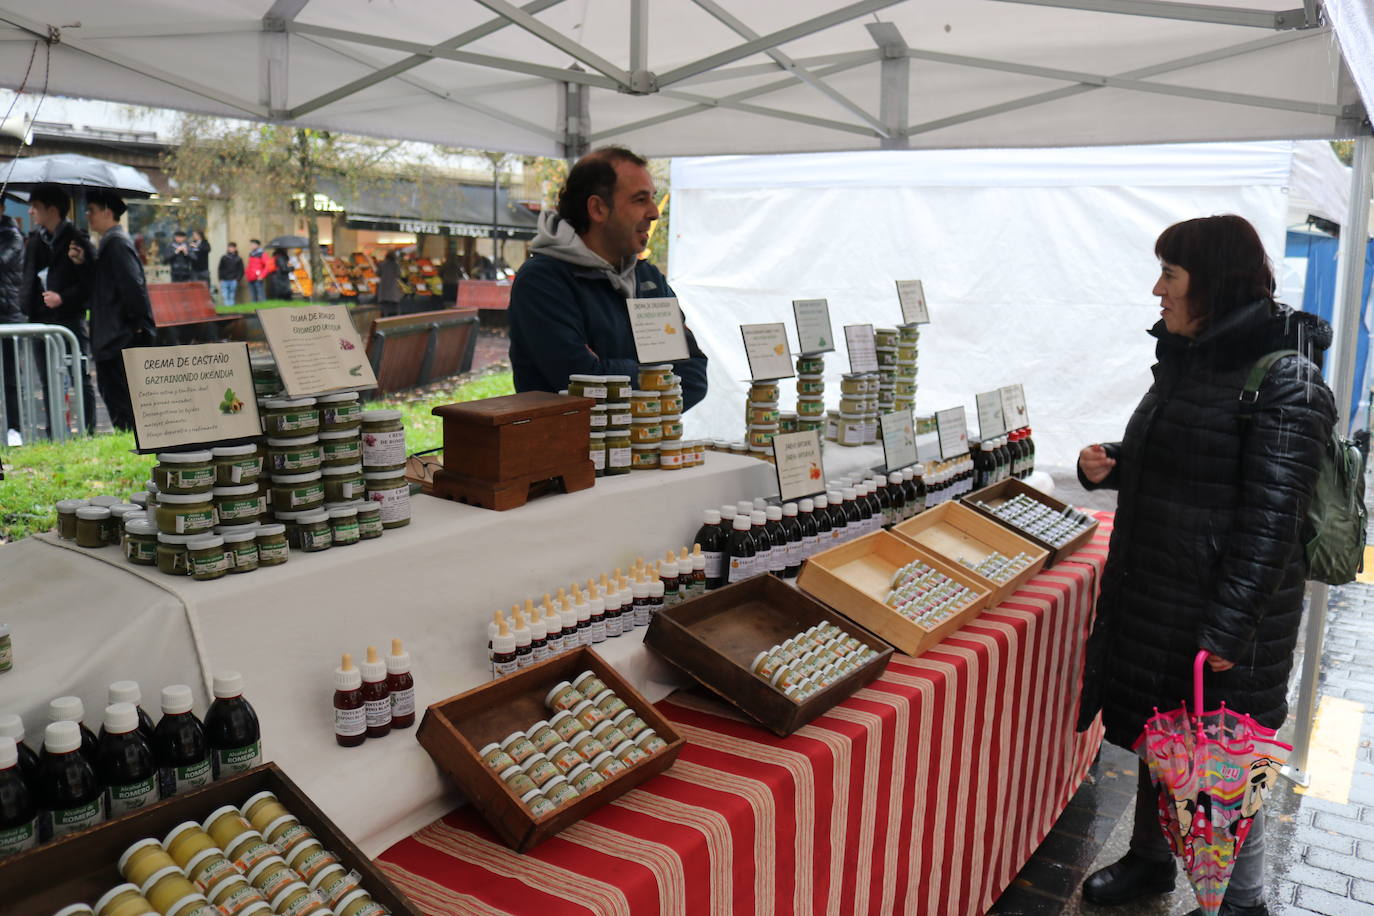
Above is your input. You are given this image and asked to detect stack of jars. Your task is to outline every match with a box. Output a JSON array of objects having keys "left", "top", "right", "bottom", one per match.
[
  {"left": 622, "top": 364, "right": 683, "bottom": 471},
  {"left": 569, "top": 373, "right": 632, "bottom": 477},
  {"left": 828, "top": 373, "right": 879, "bottom": 447},
  {"left": 875, "top": 327, "right": 899, "bottom": 416},
  {"left": 894, "top": 323, "right": 919, "bottom": 412},
  {"left": 744, "top": 380, "right": 780, "bottom": 463},
  {"left": 794, "top": 354, "right": 826, "bottom": 436}
]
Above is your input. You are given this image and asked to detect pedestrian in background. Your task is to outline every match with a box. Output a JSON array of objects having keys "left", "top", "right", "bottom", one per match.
[
  {"left": 164, "top": 230, "right": 193, "bottom": 282},
  {"left": 377, "top": 249, "right": 401, "bottom": 316},
  {"left": 189, "top": 228, "right": 211, "bottom": 289},
  {"left": 0, "top": 213, "right": 24, "bottom": 445},
  {"left": 218, "top": 241, "right": 243, "bottom": 306},
  {"left": 245, "top": 238, "right": 269, "bottom": 301},
  {"left": 269, "top": 248, "right": 293, "bottom": 300}
]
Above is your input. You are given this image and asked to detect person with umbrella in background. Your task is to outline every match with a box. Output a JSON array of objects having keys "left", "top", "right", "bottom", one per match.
[
  {"left": 20, "top": 183, "right": 95, "bottom": 433},
  {"left": 163, "top": 230, "right": 193, "bottom": 283},
  {"left": 189, "top": 228, "right": 211, "bottom": 289},
  {"left": 0, "top": 211, "right": 23, "bottom": 444},
  {"left": 1075, "top": 215, "right": 1336, "bottom": 916}
]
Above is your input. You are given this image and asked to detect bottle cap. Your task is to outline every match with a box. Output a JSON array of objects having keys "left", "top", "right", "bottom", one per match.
[
  {"left": 692, "top": 546, "right": 706, "bottom": 570},
  {"left": 104, "top": 702, "right": 140, "bottom": 735},
  {"left": 492, "top": 616, "right": 515, "bottom": 653},
  {"left": 108, "top": 680, "right": 142, "bottom": 706},
  {"left": 913, "top": 464, "right": 926, "bottom": 475},
  {"left": 783, "top": 502, "right": 798, "bottom": 517},
  {"left": 842, "top": 487, "right": 856, "bottom": 501},
  {"left": 826, "top": 490, "right": 842, "bottom": 503},
  {"left": 732, "top": 515, "right": 751, "bottom": 531},
  {"left": 161, "top": 684, "right": 194, "bottom": 715},
  {"left": 529, "top": 612, "right": 547, "bottom": 640},
  {"left": 753, "top": 497, "right": 768, "bottom": 510},
  {"left": 44, "top": 720, "right": 82, "bottom": 754},
  {"left": 386, "top": 638, "right": 411, "bottom": 674},
  {"left": 813, "top": 494, "right": 828, "bottom": 508},
  {"left": 702, "top": 508, "right": 721, "bottom": 525},
  {"left": 750, "top": 510, "right": 766, "bottom": 525},
  {"left": 889, "top": 471, "right": 903, "bottom": 484},
  {"left": 719, "top": 504, "right": 736, "bottom": 519},
  {"left": 766, "top": 505, "right": 782, "bottom": 521},
  {"left": 0, "top": 714, "right": 23, "bottom": 741},
  {"left": 736, "top": 501, "right": 753, "bottom": 517},
  {"left": 335, "top": 653, "right": 362, "bottom": 690},
  {"left": 0, "top": 736, "right": 16, "bottom": 769},
  {"left": 213, "top": 671, "right": 245, "bottom": 699},
  {"left": 361, "top": 646, "right": 387, "bottom": 681},
  {"left": 48, "top": 696, "right": 85, "bottom": 723},
  {"left": 981, "top": 440, "right": 994, "bottom": 451}
]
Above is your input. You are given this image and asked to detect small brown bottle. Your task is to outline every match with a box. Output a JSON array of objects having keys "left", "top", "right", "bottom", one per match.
[
  {"left": 386, "top": 639, "right": 415, "bottom": 730},
  {"left": 333, "top": 654, "right": 365, "bottom": 748},
  {"left": 360, "top": 646, "right": 391, "bottom": 739}
]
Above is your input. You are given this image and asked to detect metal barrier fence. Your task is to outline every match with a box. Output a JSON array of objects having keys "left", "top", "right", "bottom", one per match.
[{"left": 0, "top": 323, "right": 88, "bottom": 443}]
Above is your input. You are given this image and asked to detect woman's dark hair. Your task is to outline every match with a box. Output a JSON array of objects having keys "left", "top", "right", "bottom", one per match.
[
  {"left": 1154, "top": 214, "right": 1274, "bottom": 326},
  {"left": 556, "top": 146, "right": 648, "bottom": 235}
]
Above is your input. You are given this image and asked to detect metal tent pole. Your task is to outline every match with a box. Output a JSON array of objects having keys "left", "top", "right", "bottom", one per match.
[{"left": 1284, "top": 135, "right": 1373, "bottom": 785}]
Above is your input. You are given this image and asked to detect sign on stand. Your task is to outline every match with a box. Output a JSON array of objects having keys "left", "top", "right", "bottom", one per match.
[
  {"left": 895, "top": 279, "right": 930, "bottom": 325},
  {"left": 123, "top": 343, "right": 261, "bottom": 452},
  {"left": 879, "top": 410, "right": 917, "bottom": 471},
  {"left": 792, "top": 298, "right": 835, "bottom": 354},
  {"left": 999, "top": 383, "right": 1028, "bottom": 429},
  {"left": 844, "top": 324, "right": 879, "bottom": 373},
  {"left": 935, "top": 406, "right": 970, "bottom": 460},
  {"left": 771, "top": 429, "right": 826, "bottom": 503},
  {"left": 257, "top": 304, "right": 377, "bottom": 397},
  {"left": 740, "top": 323, "right": 795, "bottom": 380},
  {"left": 626, "top": 297, "right": 691, "bottom": 363},
  {"left": 976, "top": 389, "right": 1007, "bottom": 439}
]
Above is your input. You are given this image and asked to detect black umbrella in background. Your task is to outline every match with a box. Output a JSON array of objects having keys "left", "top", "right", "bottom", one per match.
[
  {"left": 266, "top": 235, "right": 309, "bottom": 249},
  {"left": 1, "top": 153, "right": 158, "bottom": 196}
]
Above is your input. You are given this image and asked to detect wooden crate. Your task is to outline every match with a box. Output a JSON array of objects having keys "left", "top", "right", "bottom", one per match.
[
  {"left": 961, "top": 477, "right": 1100, "bottom": 567},
  {"left": 891, "top": 501, "right": 1048, "bottom": 606},
  {"left": 643, "top": 574, "right": 893, "bottom": 736},
  {"left": 417, "top": 648, "right": 684, "bottom": 852},
  {"left": 797, "top": 530, "right": 992, "bottom": 657},
  {"left": 0, "top": 763, "right": 420, "bottom": 916}
]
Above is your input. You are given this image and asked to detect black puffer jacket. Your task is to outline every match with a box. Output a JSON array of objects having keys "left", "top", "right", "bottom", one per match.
[
  {"left": 1077, "top": 299, "right": 1336, "bottom": 749},
  {"left": 21, "top": 221, "right": 94, "bottom": 331},
  {"left": 0, "top": 216, "right": 22, "bottom": 323}
]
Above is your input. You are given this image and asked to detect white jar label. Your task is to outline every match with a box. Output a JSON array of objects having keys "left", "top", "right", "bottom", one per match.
[
  {"left": 367, "top": 484, "right": 411, "bottom": 524},
  {"left": 334, "top": 705, "right": 366, "bottom": 737},
  {"left": 608, "top": 447, "right": 632, "bottom": 468},
  {"left": 581, "top": 385, "right": 608, "bottom": 399},
  {"left": 727, "top": 553, "right": 754, "bottom": 583},
  {"left": 610, "top": 412, "right": 632, "bottom": 426},
  {"left": 361, "top": 428, "right": 406, "bottom": 467},
  {"left": 590, "top": 448, "right": 606, "bottom": 471},
  {"left": 703, "top": 549, "right": 723, "bottom": 579}
]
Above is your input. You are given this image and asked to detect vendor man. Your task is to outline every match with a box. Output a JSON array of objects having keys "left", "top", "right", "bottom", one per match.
[{"left": 509, "top": 146, "right": 708, "bottom": 409}]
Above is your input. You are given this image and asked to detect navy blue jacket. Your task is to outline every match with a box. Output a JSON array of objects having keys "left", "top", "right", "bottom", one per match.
[{"left": 508, "top": 254, "right": 709, "bottom": 410}]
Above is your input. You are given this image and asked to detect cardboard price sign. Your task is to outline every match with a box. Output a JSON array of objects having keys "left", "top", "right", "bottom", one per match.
[
  {"left": 976, "top": 389, "right": 1007, "bottom": 438},
  {"left": 999, "top": 383, "right": 1028, "bottom": 429},
  {"left": 741, "top": 323, "right": 795, "bottom": 381},
  {"left": 627, "top": 297, "right": 691, "bottom": 363},
  {"left": 935, "top": 406, "right": 970, "bottom": 460},
  {"left": 771, "top": 429, "right": 826, "bottom": 502},
  {"left": 895, "top": 279, "right": 930, "bottom": 325},
  {"left": 258, "top": 304, "right": 377, "bottom": 397},
  {"left": 879, "top": 410, "right": 918, "bottom": 471},
  {"left": 792, "top": 298, "right": 835, "bottom": 354},
  {"left": 123, "top": 343, "right": 260, "bottom": 451},
  {"left": 844, "top": 324, "right": 879, "bottom": 373}
]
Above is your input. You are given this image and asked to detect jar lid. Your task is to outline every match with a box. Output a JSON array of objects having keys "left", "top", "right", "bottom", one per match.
[
  {"left": 518, "top": 788, "right": 543, "bottom": 804},
  {"left": 315, "top": 391, "right": 359, "bottom": 403},
  {"left": 298, "top": 510, "right": 329, "bottom": 524},
  {"left": 271, "top": 471, "right": 322, "bottom": 484},
  {"left": 125, "top": 518, "right": 157, "bottom": 536},
  {"left": 631, "top": 443, "right": 659, "bottom": 450},
  {"left": 629, "top": 390, "right": 660, "bottom": 398},
  {"left": 157, "top": 492, "right": 212, "bottom": 504},
  {"left": 189, "top": 536, "right": 224, "bottom": 550},
  {"left": 266, "top": 434, "right": 319, "bottom": 447},
  {"left": 55, "top": 498, "right": 88, "bottom": 513},
  {"left": 262, "top": 398, "right": 317, "bottom": 409},
  {"left": 363, "top": 470, "right": 405, "bottom": 481},
  {"left": 221, "top": 529, "right": 258, "bottom": 543},
  {"left": 213, "top": 484, "right": 259, "bottom": 497},
  {"left": 644, "top": 363, "right": 673, "bottom": 371},
  {"left": 632, "top": 417, "right": 660, "bottom": 424},
  {"left": 117, "top": 837, "right": 164, "bottom": 874},
  {"left": 138, "top": 866, "right": 184, "bottom": 895},
  {"left": 605, "top": 374, "right": 631, "bottom": 382},
  {"left": 211, "top": 444, "right": 258, "bottom": 457},
  {"left": 660, "top": 413, "right": 681, "bottom": 421},
  {"left": 797, "top": 394, "right": 824, "bottom": 401},
  {"left": 317, "top": 428, "right": 360, "bottom": 441},
  {"left": 589, "top": 431, "right": 606, "bottom": 440},
  {"left": 354, "top": 503, "right": 380, "bottom": 516},
  {"left": 272, "top": 509, "right": 308, "bottom": 521},
  {"left": 589, "top": 751, "right": 616, "bottom": 769},
  {"left": 568, "top": 374, "right": 605, "bottom": 383},
  {"left": 589, "top": 403, "right": 607, "bottom": 412},
  {"left": 604, "top": 401, "right": 630, "bottom": 409},
  {"left": 160, "top": 820, "right": 205, "bottom": 851},
  {"left": 256, "top": 523, "right": 286, "bottom": 536},
  {"left": 52, "top": 906, "right": 94, "bottom": 916},
  {"left": 666, "top": 386, "right": 682, "bottom": 395},
  {"left": 269, "top": 883, "right": 311, "bottom": 911},
  {"left": 320, "top": 463, "right": 363, "bottom": 476},
  {"left": 361, "top": 408, "right": 401, "bottom": 422},
  {"left": 328, "top": 506, "right": 357, "bottom": 519},
  {"left": 75, "top": 506, "right": 111, "bottom": 519},
  {"left": 157, "top": 451, "right": 213, "bottom": 463},
  {"left": 748, "top": 423, "right": 779, "bottom": 430},
  {"left": 95, "top": 884, "right": 141, "bottom": 914},
  {"left": 567, "top": 762, "right": 590, "bottom": 781}
]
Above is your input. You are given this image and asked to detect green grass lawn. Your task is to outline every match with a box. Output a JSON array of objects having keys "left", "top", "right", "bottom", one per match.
[
  {"left": 0, "top": 369, "right": 514, "bottom": 543},
  {"left": 215, "top": 298, "right": 325, "bottom": 315}
]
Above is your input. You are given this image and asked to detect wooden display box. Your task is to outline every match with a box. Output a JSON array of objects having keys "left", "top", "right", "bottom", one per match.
[
  {"left": 418, "top": 647, "right": 684, "bottom": 852},
  {"left": 797, "top": 530, "right": 992, "bottom": 657},
  {"left": 961, "top": 477, "right": 1100, "bottom": 567},
  {"left": 891, "top": 501, "right": 1049, "bottom": 606},
  {"left": 431, "top": 391, "right": 595, "bottom": 510},
  {"left": 643, "top": 574, "right": 893, "bottom": 736},
  {"left": 0, "top": 763, "right": 420, "bottom": 916}
]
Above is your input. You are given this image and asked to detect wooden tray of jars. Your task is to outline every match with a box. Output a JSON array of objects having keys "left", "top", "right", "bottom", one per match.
[
  {"left": 0, "top": 763, "right": 421, "bottom": 916},
  {"left": 797, "top": 530, "right": 992, "bottom": 658},
  {"left": 417, "top": 647, "right": 684, "bottom": 852},
  {"left": 643, "top": 574, "right": 893, "bottom": 736},
  {"left": 960, "top": 477, "right": 1100, "bottom": 567},
  {"left": 890, "top": 501, "right": 1049, "bottom": 607}
]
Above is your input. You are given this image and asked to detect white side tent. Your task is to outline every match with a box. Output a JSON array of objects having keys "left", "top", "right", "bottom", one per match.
[{"left": 669, "top": 140, "right": 1348, "bottom": 468}]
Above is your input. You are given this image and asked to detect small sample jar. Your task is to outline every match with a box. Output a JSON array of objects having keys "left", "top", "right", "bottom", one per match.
[
  {"left": 876, "top": 348, "right": 897, "bottom": 367},
  {"left": 748, "top": 382, "right": 779, "bottom": 402},
  {"left": 266, "top": 435, "right": 322, "bottom": 474},
  {"left": 164, "top": 895, "right": 213, "bottom": 916},
  {"left": 839, "top": 395, "right": 866, "bottom": 414},
  {"left": 589, "top": 431, "right": 607, "bottom": 477},
  {"left": 796, "top": 396, "right": 825, "bottom": 418},
  {"left": 335, "top": 890, "right": 387, "bottom": 916},
  {"left": 875, "top": 328, "right": 899, "bottom": 347},
  {"left": 660, "top": 413, "right": 682, "bottom": 440},
  {"left": 572, "top": 671, "right": 607, "bottom": 696},
  {"left": 254, "top": 523, "right": 288, "bottom": 566},
  {"left": 250, "top": 357, "right": 280, "bottom": 395},
  {"left": 316, "top": 392, "right": 362, "bottom": 430},
  {"left": 796, "top": 355, "right": 825, "bottom": 374},
  {"left": 500, "top": 764, "right": 537, "bottom": 797},
  {"left": 543, "top": 775, "right": 580, "bottom": 807},
  {"left": 321, "top": 463, "right": 366, "bottom": 503},
  {"left": 241, "top": 791, "right": 287, "bottom": 830},
  {"left": 604, "top": 402, "right": 633, "bottom": 429},
  {"left": 591, "top": 721, "right": 628, "bottom": 751},
  {"left": 188, "top": 536, "right": 228, "bottom": 581},
  {"left": 604, "top": 430, "right": 632, "bottom": 476},
  {"left": 520, "top": 788, "right": 555, "bottom": 818},
  {"left": 747, "top": 425, "right": 777, "bottom": 449},
  {"left": 55, "top": 498, "right": 87, "bottom": 539},
  {"left": 355, "top": 503, "right": 383, "bottom": 539},
  {"left": 328, "top": 505, "right": 360, "bottom": 546},
  {"left": 295, "top": 510, "right": 332, "bottom": 552},
  {"left": 592, "top": 689, "right": 627, "bottom": 718},
  {"left": 549, "top": 710, "right": 586, "bottom": 743},
  {"left": 546, "top": 742, "right": 584, "bottom": 774},
  {"left": 95, "top": 884, "right": 155, "bottom": 916},
  {"left": 570, "top": 732, "right": 605, "bottom": 762},
  {"left": 185, "top": 848, "right": 239, "bottom": 890},
  {"left": 747, "top": 402, "right": 779, "bottom": 425},
  {"left": 638, "top": 364, "right": 674, "bottom": 391},
  {"left": 899, "top": 322, "right": 921, "bottom": 341},
  {"left": 309, "top": 865, "right": 360, "bottom": 909},
  {"left": 605, "top": 375, "right": 633, "bottom": 400},
  {"left": 629, "top": 417, "right": 662, "bottom": 444},
  {"left": 613, "top": 739, "right": 650, "bottom": 766},
  {"left": 363, "top": 469, "right": 411, "bottom": 528},
  {"left": 211, "top": 444, "right": 262, "bottom": 486},
  {"left": 76, "top": 506, "right": 112, "bottom": 548},
  {"left": 268, "top": 883, "right": 317, "bottom": 916},
  {"left": 660, "top": 387, "right": 684, "bottom": 415},
  {"left": 590, "top": 751, "right": 627, "bottom": 779},
  {"left": 139, "top": 867, "right": 199, "bottom": 915},
  {"left": 154, "top": 451, "right": 216, "bottom": 494},
  {"left": 318, "top": 428, "right": 363, "bottom": 467},
  {"left": 501, "top": 730, "right": 537, "bottom": 764},
  {"left": 155, "top": 492, "right": 216, "bottom": 536},
  {"left": 260, "top": 398, "right": 319, "bottom": 437},
  {"left": 839, "top": 374, "right": 866, "bottom": 396},
  {"left": 895, "top": 379, "right": 917, "bottom": 397},
  {"left": 568, "top": 763, "right": 604, "bottom": 794},
  {"left": 284, "top": 839, "right": 338, "bottom": 884},
  {"left": 479, "top": 742, "right": 516, "bottom": 772},
  {"left": 271, "top": 471, "right": 325, "bottom": 512},
  {"left": 628, "top": 391, "right": 661, "bottom": 418},
  {"left": 571, "top": 699, "right": 606, "bottom": 730},
  {"left": 208, "top": 875, "right": 266, "bottom": 914},
  {"left": 523, "top": 752, "right": 560, "bottom": 788},
  {"left": 677, "top": 439, "right": 697, "bottom": 468},
  {"left": 567, "top": 374, "right": 608, "bottom": 400},
  {"left": 120, "top": 837, "right": 179, "bottom": 885},
  {"left": 546, "top": 680, "right": 584, "bottom": 710},
  {"left": 836, "top": 415, "right": 864, "bottom": 446},
  {"left": 221, "top": 528, "right": 259, "bottom": 573},
  {"left": 796, "top": 375, "right": 825, "bottom": 396},
  {"left": 659, "top": 443, "right": 685, "bottom": 470},
  {"left": 897, "top": 344, "right": 918, "bottom": 362},
  {"left": 123, "top": 518, "right": 159, "bottom": 565},
  {"left": 637, "top": 730, "right": 669, "bottom": 754},
  {"left": 630, "top": 443, "right": 659, "bottom": 470},
  {"left": 204, "top": 804, "right": 253, "bottom": 848},
  {"left": 226, "top": 830, "right": 276, "bottom": 873},
  {"left": 612, "top": 709, "right": 648, "bottom": 740},
  {"left": 360, "top": 409, "right": 406, "bottom": 469},
  {"left": 213, "top": 484, "right": 261, "bottom": 527},
  {"left": 262, "top": 814, "right": 309, "bottom": 849},
  {"left": 589, "top": 404, "right": 608, "bottom": 430},
  {"left": 779, "top": 412, "right": 799, "bottom": 434}
]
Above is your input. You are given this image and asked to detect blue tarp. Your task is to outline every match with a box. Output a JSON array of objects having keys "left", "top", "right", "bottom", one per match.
[{"left": 1286, "top": 230, "right": 1374, "bottom": 428}]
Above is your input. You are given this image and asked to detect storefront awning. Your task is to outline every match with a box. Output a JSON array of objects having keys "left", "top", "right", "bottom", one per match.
[{"left": 317, "top": 175, "right": 540, "bottom": 240}]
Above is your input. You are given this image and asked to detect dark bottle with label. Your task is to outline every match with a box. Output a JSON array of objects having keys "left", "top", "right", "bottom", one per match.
[
  {"left": 797, "top": 498, "right": 820, "bottom": 562},
  {"left": 841, "top": 487, "right": 863, "bottom": 538},
  {"left": 36, "top": 721, "right": 103, "bottom": 841},
  {"left": 909, "top": 466, "right": 927, "bottom": 516},
  {"left": 386, "top": 639, "right": 416, "bottom": 729},
  {"left": 0, "top": 715, "right": 40, "bottom": 797},
  {"left": 1023, "top": 428, "right": 1036, "bottom": 478},
  {"left": 863, "top": 480, "right": 884, "bottom": 531},
  {"left": 360, "top": 647, "right": 392, "bottom": 739},
  {"left": 1011, "top": 430, "right": 1026, "bottom": 478},
  {"left": 46, "top": 697, "right": 99, "bottom": 771},
  {"left": 748, "top": 511, "right": 771, "bottom": 575},
  {"left": 764, "top": 506, "right": 788, "bottom": 577},
  {"left": 824, "top": 490, "right": 849, "bottom": 543},
  {"left": 103, "top": 682, "right": 157, "bottom": 745},
  {"left": 780, "top": 503, "right": 804, "bottom": 578},
  {"left": 152, "top": 685, "right": 211, "bottom": 799},
  {"left": 96, "top": 703, "right": 158, "bottom": 818},
  {"left": 725, "top": 514, "right": 757, "bottom": 584},
  {"left": 873, "top": 477, "right": 893, "bottom": 528},
  {"left": 335, "top": 653, "right": 367, "bottom": 745},
  {"left": 205, "top": 671, "right": 262, "bottom": 779},
  {"left": 886, "top": 472, "right": 906, "bottom": 525},
  {"left": 0, "top": 736, "right": 39, "bottom": 858},
  {"left": 973, "top": 441, "right": 995, "bottom": 490},
  {"left": 995, "top": 435, "right": 1013, "bottom": 482}
]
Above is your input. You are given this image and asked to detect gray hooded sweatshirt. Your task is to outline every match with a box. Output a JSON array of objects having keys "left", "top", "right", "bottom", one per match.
[{"left": 528, "top": 209, "right": 639, "bottom": 298}]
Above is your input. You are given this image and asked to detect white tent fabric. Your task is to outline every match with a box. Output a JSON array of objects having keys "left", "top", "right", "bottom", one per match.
[
  {"left": 668, "top": 141, "right": 1336, "bottom": 468},
  {"left": 1289, "top": 137, "right": 1353, "bottom": 227},
  {"left": 0, "top": 1, "right": 1361, "bottom": 159}
]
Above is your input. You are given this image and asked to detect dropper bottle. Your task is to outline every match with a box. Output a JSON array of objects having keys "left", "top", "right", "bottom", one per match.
[
  {"left": 361, "top": 646, "right": 392, "bottom": 739},
  {"left": 386, "top": 639, "right": 416, "bottom": 729},
  {"left": 690, "top": 545, "right": 707, "bottom": 598},
  {"left": 528, "top": 604, "right": 548, "bottom": 663},
  {"left": 632, "top": 574, "right": 650, "bottom": 628},
  {"left": 512, "top": 608, "right": 533, "bottom": 669},
  {"left": 559, "top": 595, "right": 579, "bottom": 650},
  {"left": 542, "top": 598, "right": 563, "bottom": 655},
  {"left": 676, "top": 547, "right": 693, "bottom": 601},
  {"left": 647, "top": 568, "right": 665, "bottom": 618},
  {"left": 583, "top": 585, "right": 604, "bottom": 644},
  {"left": 334, "top": 653, "right": 366, "bottom": 747},
  {"left": 661, "top": 550, "right": 681, "bottom": 608},
  {"left": 490, "top": 619, "right": 517, "bottom": 679},
  {"left": 602, "top": 579, "right": 624, "bottom": 638},
  {"left": 488, "top": 610, "right": 503, "bottom": 659}
]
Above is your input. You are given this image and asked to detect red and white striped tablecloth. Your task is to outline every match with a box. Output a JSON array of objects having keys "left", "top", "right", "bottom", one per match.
[{"left": 377, "top": 518, "right": 1111, "bottom": 915}]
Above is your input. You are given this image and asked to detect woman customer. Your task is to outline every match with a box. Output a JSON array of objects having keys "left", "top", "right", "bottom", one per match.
[{"left": 1076, "top": 214, "right": 1335, "bottom": 916}]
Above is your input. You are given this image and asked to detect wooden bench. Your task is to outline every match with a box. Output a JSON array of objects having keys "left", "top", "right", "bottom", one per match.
[
  {"left": 456, "top": 280, "right": 511, "bottom": 311},
  {"left": 148, "top": 282, "right": 238, "bottom": 344},
  {"left": 366, "top": 308, "right": 479, "bottom": 395}
]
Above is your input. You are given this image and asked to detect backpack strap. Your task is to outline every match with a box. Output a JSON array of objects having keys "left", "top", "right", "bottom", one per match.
[{"left": 1238, "top": 349, "right": 1301, "bottom": 421}]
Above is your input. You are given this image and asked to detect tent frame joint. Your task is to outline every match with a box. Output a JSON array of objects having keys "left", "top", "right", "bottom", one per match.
[{"left": 626, "top": 69, "right": 658, "bottom": 95}]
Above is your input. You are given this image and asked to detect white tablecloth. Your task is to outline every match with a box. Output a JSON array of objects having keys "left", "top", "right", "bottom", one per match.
[{"left": 0, "top": 454, "right": 775, "bottom": 854}]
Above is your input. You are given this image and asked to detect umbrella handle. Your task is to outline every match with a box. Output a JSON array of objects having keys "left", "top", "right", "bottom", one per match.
[{"left": 1193, "top": 649, "right": 1210, "bottom": 720}]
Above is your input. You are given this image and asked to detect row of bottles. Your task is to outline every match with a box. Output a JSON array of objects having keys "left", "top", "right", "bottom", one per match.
[
  {"left": 972, "top": 428, "right": 1037, "bottom": 490},
  {"left": 333, "top": 639, "right": 416, "bottom": 748},
  {"left": 0, "top": 674, "right": 260, "bottom": 857}
]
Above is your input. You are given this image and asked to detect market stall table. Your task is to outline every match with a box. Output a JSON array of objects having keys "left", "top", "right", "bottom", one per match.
[{"left": 374, "top": 517, "right": 1111, "bottom": 915}]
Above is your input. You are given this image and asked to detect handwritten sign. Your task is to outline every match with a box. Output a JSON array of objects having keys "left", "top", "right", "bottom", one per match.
[
  {"left": 935, "top": 406, "right": 970, "bottom": 460},
  {"left": 895, "top": 279, "right": 930, "bottom": 325},
  {"left": 879, "top": 410, "right": 917, "bottom": 471},
  {"left": 258, "top": 304, "right": 377, "bottom": 397},
  {"left": 626, "top": 296, "right": 690, "bottom": 363},
  {"left": 792, "top": 298, "right": 835, "bottom": 354},
  {"left": 976, "top": 390, "right": 1007, "bottom": 438},
  {"left": 771, "top": 429, "right": 826, "bottom": 502},
  {"left": 741, "top": 323, "right": 794, "bottom": 381},
  {"left": 844, "top": 324, "right": 878, "bottom": 373},
  {"left": 999, "top": 383, "right": 1028, "bottom": 429},
  {"left": 123, "top": 343, "right": 261, "bottom": 451}
]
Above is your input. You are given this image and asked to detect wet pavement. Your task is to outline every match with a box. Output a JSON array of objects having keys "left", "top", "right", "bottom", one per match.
[{"left": 990, "top": 470, "right": 1374, "bottom": 916}]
